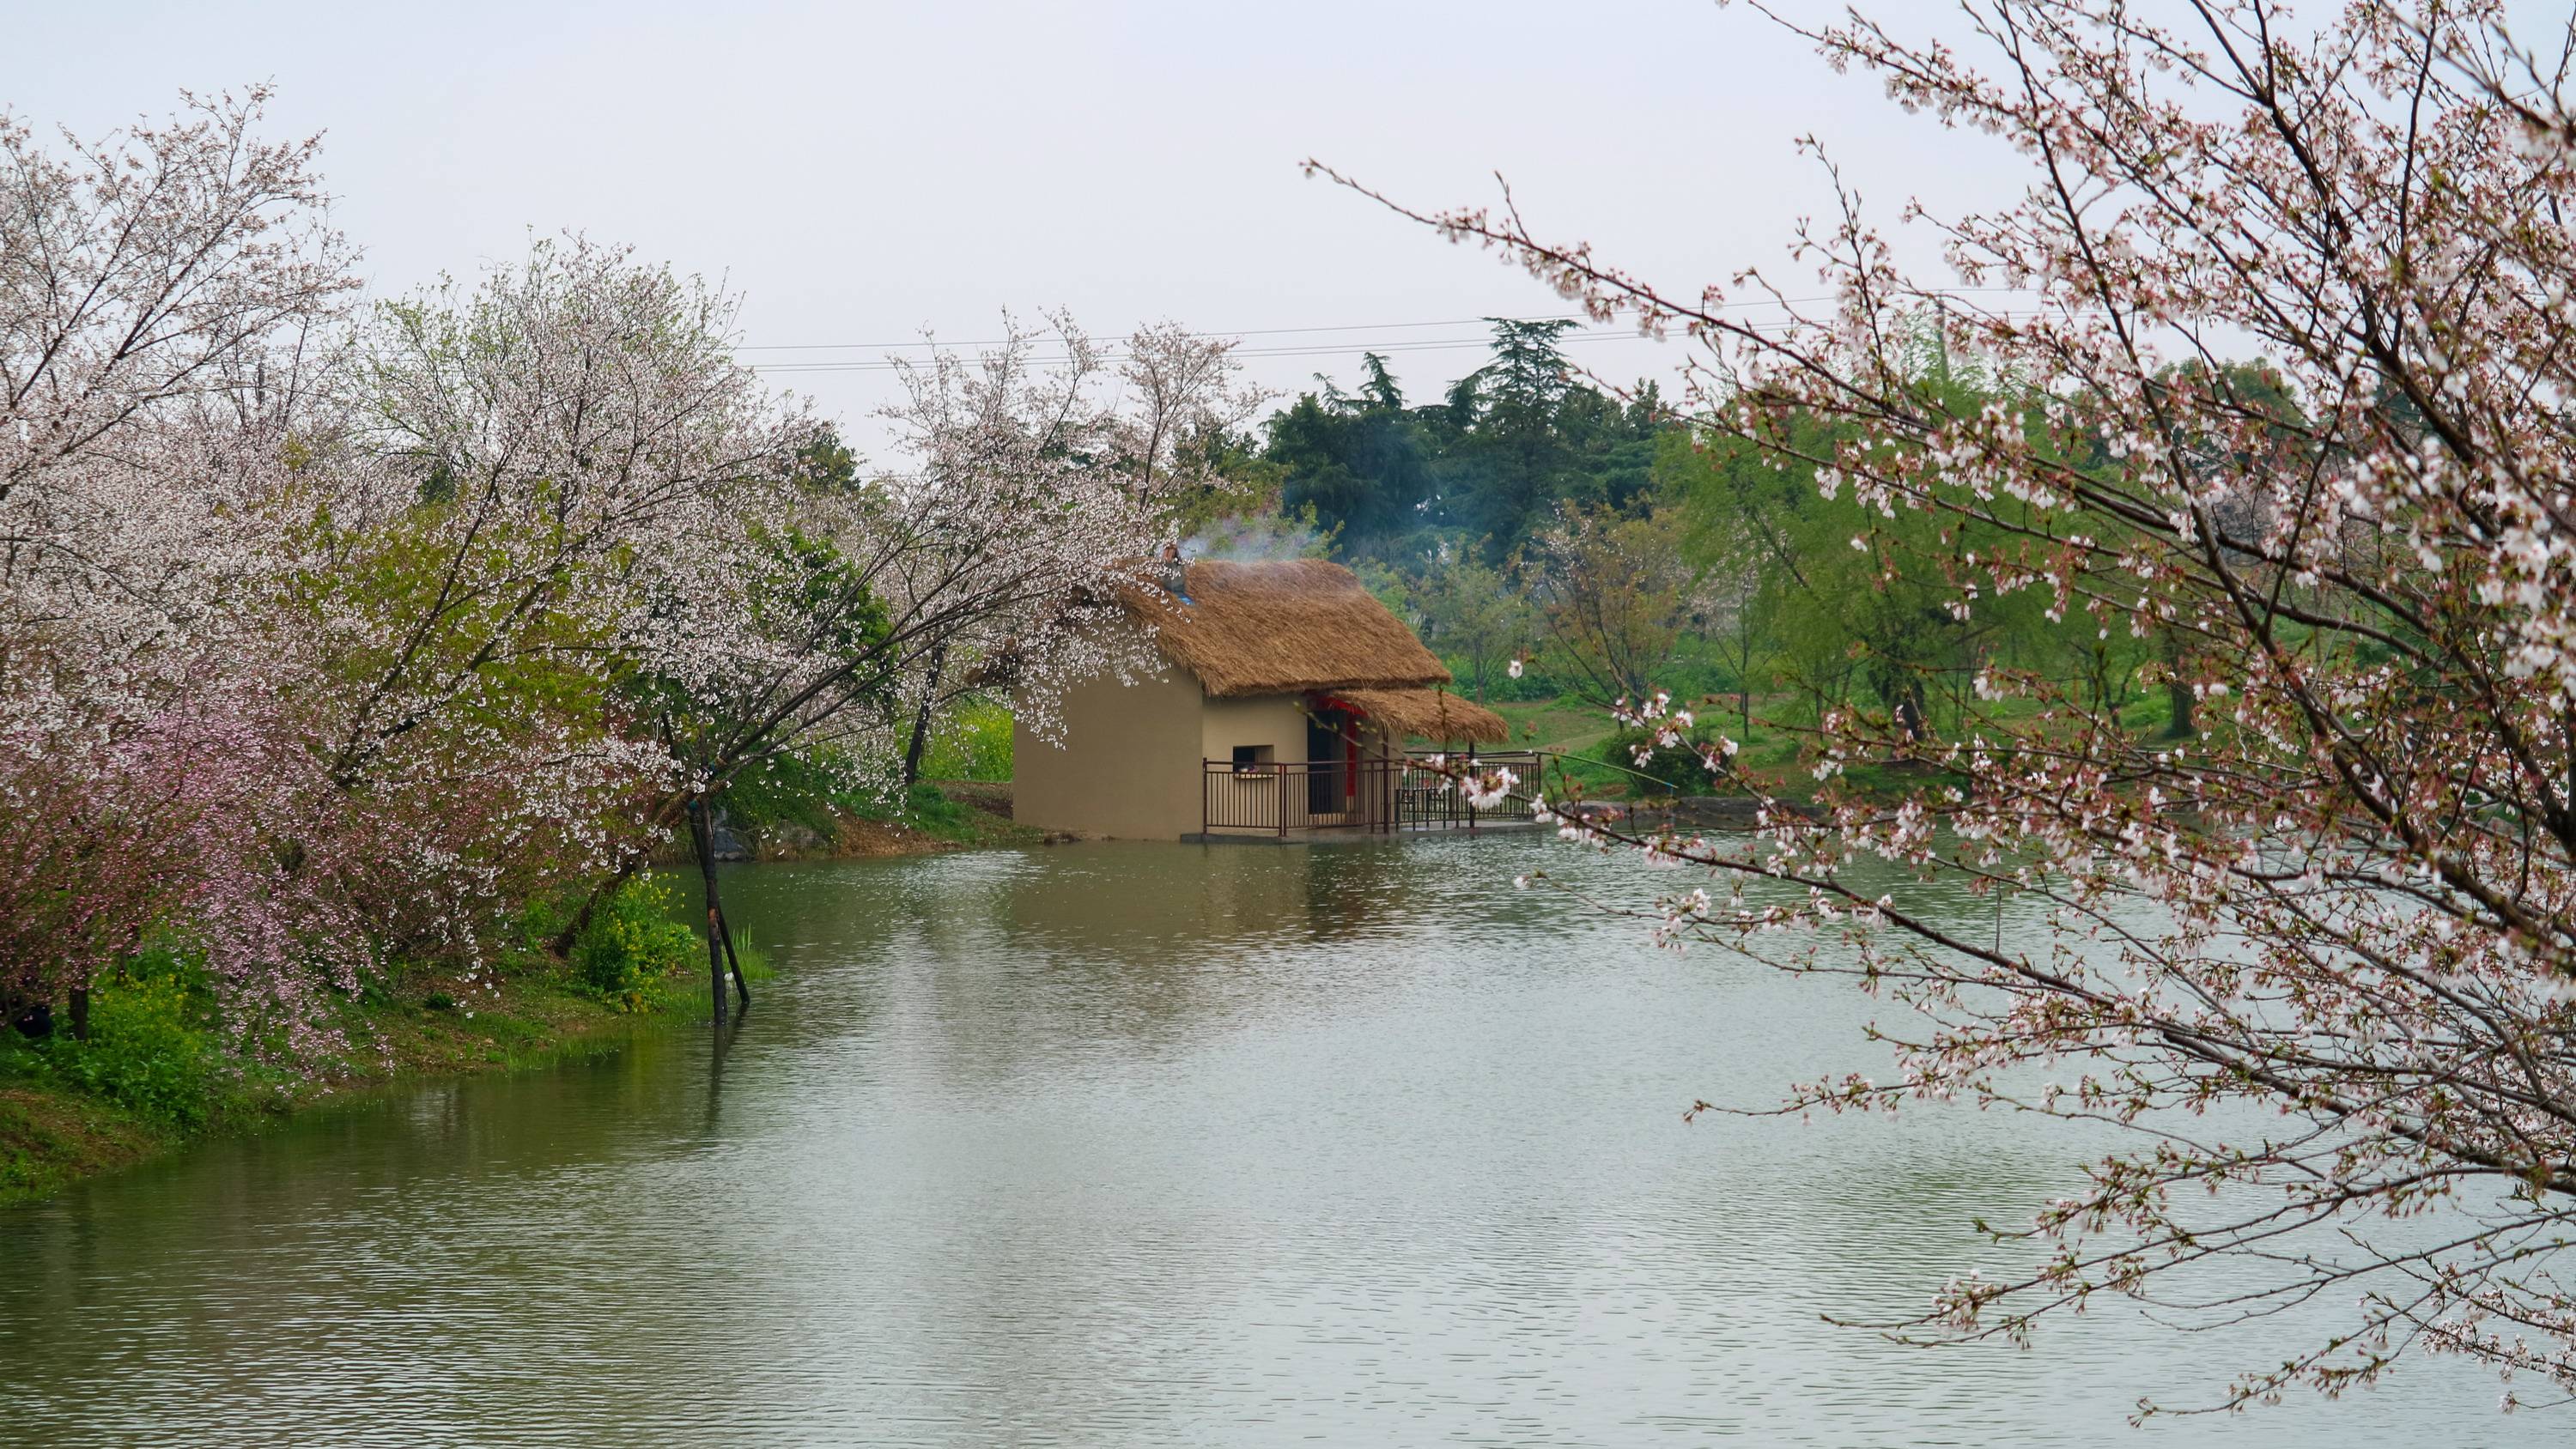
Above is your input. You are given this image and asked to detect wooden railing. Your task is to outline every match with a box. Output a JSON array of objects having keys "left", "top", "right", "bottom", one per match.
[
  {"left": 1200, "top": 752, "right": 1541, "bottom": 836},
  {"left": 1200, "top": 759, "right": 1395, "bottom": 835},
  {"left": 1394, "top": 751, "right": 1540, "bottom": 831}
]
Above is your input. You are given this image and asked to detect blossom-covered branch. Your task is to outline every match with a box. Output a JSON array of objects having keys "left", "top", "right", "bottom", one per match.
[{"left": 1321, "top": 0, "right": 2576, "bottom": 1415}]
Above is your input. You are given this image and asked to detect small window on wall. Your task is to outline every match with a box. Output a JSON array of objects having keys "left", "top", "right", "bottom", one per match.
[{"left": 1231, "top": 744, "right": 1273, "bottom": 773}]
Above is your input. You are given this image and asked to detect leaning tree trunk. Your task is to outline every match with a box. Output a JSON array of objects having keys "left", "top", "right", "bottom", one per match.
[
  {"left": 688, "top": 796, "right": 732, "bottom": 1027},
  {"left": 900, "top": 640, "right": 950, "bottom": 790},
  {"left": 550, "top": 852, "right": 647, "bottom": 959},
  {"left": 717, "top": 909, "right": 749, "bottom": 1012}
]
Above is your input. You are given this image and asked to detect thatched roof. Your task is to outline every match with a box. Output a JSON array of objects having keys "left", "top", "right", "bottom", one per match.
[
  {"left": 1329, "top": 687, "right": 1510, "bottom": 744},
  {"left": 1126, "top": 559, "right": 1453, "bottom": 699}
]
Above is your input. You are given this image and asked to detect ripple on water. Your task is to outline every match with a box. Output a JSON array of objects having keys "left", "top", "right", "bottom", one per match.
[{"left": 0, "top": 839, "right": 2546, "bottom": 1446}]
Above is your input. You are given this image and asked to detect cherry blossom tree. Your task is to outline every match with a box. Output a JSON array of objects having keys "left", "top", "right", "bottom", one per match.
[
  {"left": 871, "top": 312, "right": 1267, "bottom": 747},
  {"left": 291, "top": 233, "right": 819, "bottom": 980},
  {"left": 575, "top": 313, "right": 1256, "bottom": 1016},
  {"left": 323, "top": 233, "right": 803, "bottom": 784},
  {"left": 0, "top": 89, "right": 1258, "bottom": 1050},
  {"left": 0, "top": 89, "right": 363, "bottom": 1039},
  {"left": 3, "top": 105, "right": 837, "bottom": 1038},
  {"left": 1321, "top": 0, "right": 2576, "bottom": 1416}
]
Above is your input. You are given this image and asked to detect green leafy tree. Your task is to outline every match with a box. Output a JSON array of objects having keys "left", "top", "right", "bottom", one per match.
[
  {"left": 1410, "top": 544, "right": 1531, "bottom": 702},
  {"left": 1662, "top": 353, "right": 2077, "bottom": 743},
  {"left": 1522, "top": 503, "right": 1710, "bottom": 709},
  {"left": 1443, "top": 318, "right": 1582, "bottom": 555},
  {"left": 1266, "top": 353, "right": 1434, "bottom": 554}
]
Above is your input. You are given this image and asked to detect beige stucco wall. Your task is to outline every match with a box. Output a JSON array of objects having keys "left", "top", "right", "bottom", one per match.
[
  {"left": 1201, "top": 694, "right": 1312, "bottom": 765},
  {"left": 1014, "top": 663, "right": 1206, "bottom": 840},
  {"left": 1017, "top": 662, "right": 1418, "bottom": 840},
  {"left": 1360, "top": 725, "right": 1402, "bottom": 763}
]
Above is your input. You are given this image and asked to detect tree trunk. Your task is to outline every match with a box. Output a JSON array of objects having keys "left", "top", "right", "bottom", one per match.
[
  {"left": 718, "top": 908, "right": 750, "bottom": 1012},
  {"left": 1893, "top": 687, "right": 1929, "bottom": 750},
  {"left": 2165, "top": 674, "right": 2195, "bottom": 737},
  {"left": 900, "top": 640, "right": 950, "bottom": 789},
  {"left": 551, "top": 852, "right": 647, "bottom": 958},
  {"left": 2162, "top": 630, "right": 2196, "bottom": 738},
  {"left": 68, "top": 985, "right": 88, "bottom": 1042},
  {"left": 688, "top": 796, "right": 729, "bottom": 1028}
]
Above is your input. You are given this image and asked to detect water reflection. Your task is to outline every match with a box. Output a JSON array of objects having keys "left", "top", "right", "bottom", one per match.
[{"left": 0, "top": 838, "right": 2547, "bottom": 1446}]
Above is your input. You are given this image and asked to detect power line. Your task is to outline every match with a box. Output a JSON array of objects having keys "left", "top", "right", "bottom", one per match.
[
  {"left": 746, "top": 330, "right": 1650, "bottom": 374},
  {"left": 732, "top": 289, "right": 2037, "bottom": 360},
  {"left": 743, "top": 305, "right": 2053, "bottom": 375},
  {"left": 735, "top": 313, "right": 1586, "bottom": 353}
]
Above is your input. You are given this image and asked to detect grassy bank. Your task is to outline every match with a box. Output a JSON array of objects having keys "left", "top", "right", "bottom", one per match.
[
  {"left": 0, "top": 861, "right": 803, "bottom": 1210},
  {"left": 811, "top": 779, "right": 1036, "bottom": 854},
  {"left": 704, "top": 701, "right": 1025, "bottom": 858},
  {"left": 0, "top": 779, "right": 1022, "bottom": 1210},
  {"left": 0, "top": 955, "right": 659, "bottom": 1209},
  {"left": 720, "top": 744, "right": 1036, "bottom": 857}
]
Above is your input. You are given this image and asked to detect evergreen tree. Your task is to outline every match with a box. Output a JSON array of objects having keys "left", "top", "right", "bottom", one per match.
[
  {"left": 1265, "top": 352, "right": 1433, "bottom": 553},
  {"left": 1443, "top": 318, "right": 1581, "bottom": 556}
]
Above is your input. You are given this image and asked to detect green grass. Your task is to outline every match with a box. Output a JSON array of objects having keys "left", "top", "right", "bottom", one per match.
[
  {"left": 720, "top": 743, "right": 1033, "bottom": 857},
  {"left": 0, "top": 902, "right": 718, "bottom": 1208},
  {"left": 0, "top": 1083, "right": 169, "bottom": 1207},
  {"left": 920, "top": 698, "right": 1012, "bottom": 783},
  {"left": 1488, "top": 697, "right": 1622, "bottom": 757},
  {"left": 840, "top": 779, "right": 1034, "bottom": 848},
  {"left": 852, "top": 779, "right": 976, "bottom": 836},
  {"left": 20, "top": 949, "right": 223, "bottom": 1129},
  {"left": 1482, "top": 688, "right": 2183, "bottom": 805},
  {"left": 1487, "top": 696, "right": 1725, "bottom": 800}
]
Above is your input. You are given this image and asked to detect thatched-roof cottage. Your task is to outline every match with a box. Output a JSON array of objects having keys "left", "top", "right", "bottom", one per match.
[{"left": 1015, "top": 558, "right": 1518, "bottom": 841}]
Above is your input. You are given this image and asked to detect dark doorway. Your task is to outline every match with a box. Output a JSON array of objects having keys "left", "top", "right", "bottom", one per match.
[{"left": 1307, "top": 710, "right": 1349, "bottom": 815}]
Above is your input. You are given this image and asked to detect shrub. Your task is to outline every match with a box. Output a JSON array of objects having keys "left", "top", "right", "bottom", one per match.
[
  {"left": 569, "top": 873, "right": 697, "bottom": 1010},
  {"left": 1598, "top": 726, "right": 1723, "bottom": 797},
  {"left": 42, "top": 951, "right": 217, "bottom": 1128},
  {"left": 921, "top": 699, "right": 1013, "bottom": 782},
  {"left": 721, "top": 749, "right": 852, "bottom": 844}
]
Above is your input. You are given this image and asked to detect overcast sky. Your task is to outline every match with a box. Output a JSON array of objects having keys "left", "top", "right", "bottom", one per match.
[{"left": 10, "top": 1, "right": 2048, "bottom": 450}]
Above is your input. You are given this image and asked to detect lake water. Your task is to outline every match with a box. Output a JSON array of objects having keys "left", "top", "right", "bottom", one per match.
[{"left": 0, "top": 837, "right": 2547, "bottom": 1445}]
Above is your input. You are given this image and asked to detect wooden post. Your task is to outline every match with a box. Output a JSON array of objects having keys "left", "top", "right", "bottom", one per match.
[{"left": 719, "top": 908, "right": 750, "bottom": 1011}]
